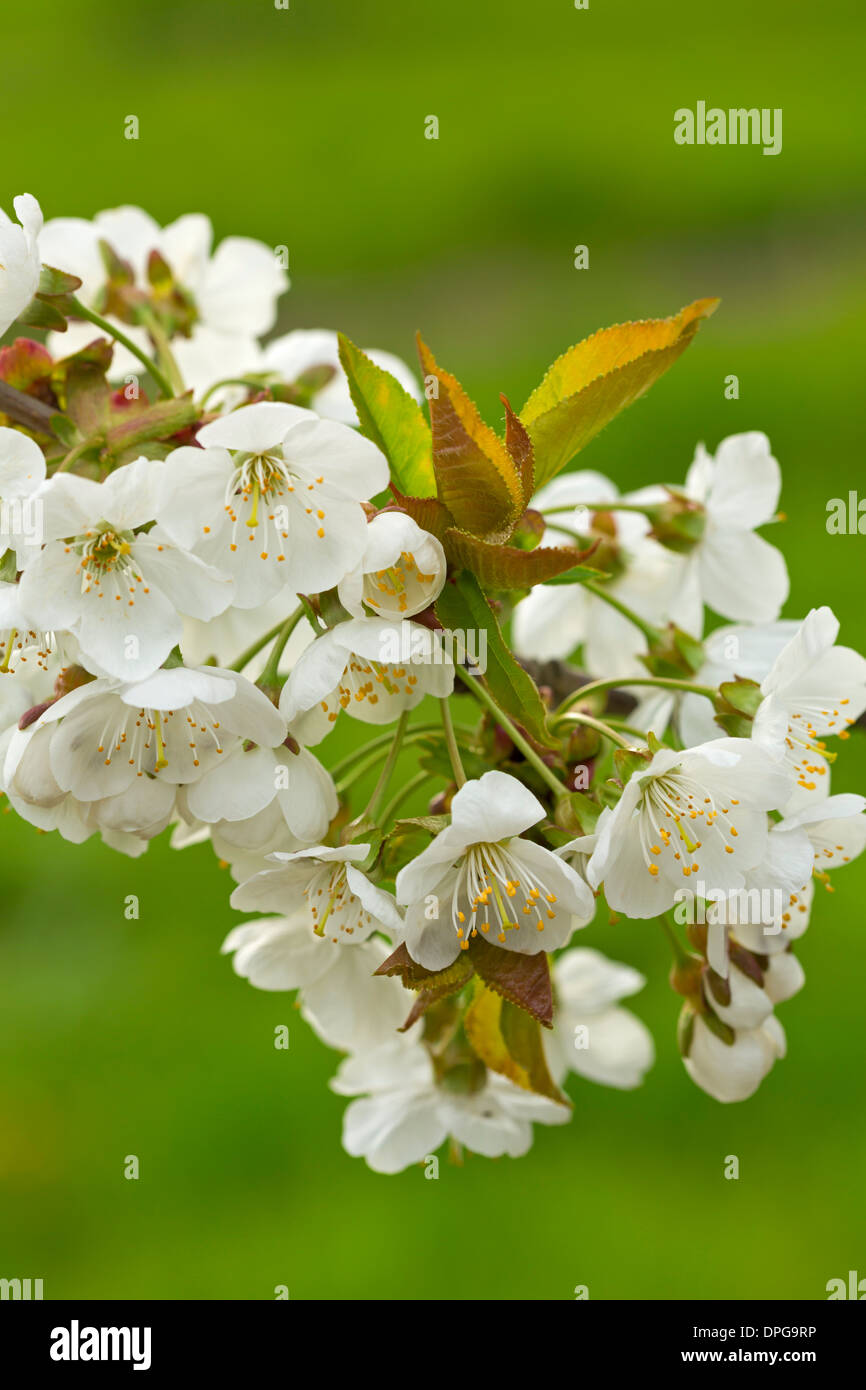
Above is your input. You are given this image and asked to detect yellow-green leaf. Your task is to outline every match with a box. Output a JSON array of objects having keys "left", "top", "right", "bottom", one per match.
[
  {"left": 521, "top": 298, "right": 719, "bottom": 485},
  {"left": 464, "top": 981, "right": 566, "bottom": 1103},
  {"left": 417, "top": 335, "right": 524, "bottom": 541},
  {"left": 337, "top": 333, "right": 436, "bottom": 498}
]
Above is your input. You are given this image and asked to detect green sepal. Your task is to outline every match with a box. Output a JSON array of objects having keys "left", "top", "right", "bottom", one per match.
[{"left": 717, "top": 678, "right": 763, "bottom": 717}]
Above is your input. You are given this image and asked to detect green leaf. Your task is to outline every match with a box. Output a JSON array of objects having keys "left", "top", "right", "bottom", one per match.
[
  {"left": 435, "top": 570, "right": 556, "bottom": 748},
  {"left": 337, "top": 334, "right": 436, "bottom": 498},
  {"left": 521, "top": 298, "right": 719, "bottom": 485},
  {"left": 417, "top": 335, "right": 524, "bottom": 541}
]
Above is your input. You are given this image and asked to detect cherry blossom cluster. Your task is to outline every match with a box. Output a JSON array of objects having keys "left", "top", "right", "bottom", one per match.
[{"left": 2, "top": 192, "right": 864, "bottom": 1173}]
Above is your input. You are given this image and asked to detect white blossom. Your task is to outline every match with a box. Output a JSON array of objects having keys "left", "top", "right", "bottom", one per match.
[
  {"left": 18, "top": 458, "right": 234, "bottom": 680},
  {"left": 395, "top": 770, "right": 595, "bottom": 970},
  {"left": 0, "top": 193, "right": 42, "bottom": 336},
  {"left": 156, "top": 402, "right": 388, "bottom": 605}
]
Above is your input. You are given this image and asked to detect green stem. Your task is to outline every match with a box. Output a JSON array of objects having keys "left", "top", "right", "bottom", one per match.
[
  {"left": 440, "top": 698, "right": 467, "bottom": 787},
  {"left": 554, "top": 675, "right": 717, "bottom": 725},
  {"left": 558, "top": 711, "right": 643, "bottom": 751},
  {"left": 53, "top": 437, "right": 100, "bottom": 473},
  {"left": 379, "top": 769, "right": 430, "bottom": 826},
  {"left": 582, "top": 579, "right": 661, "bottom": 645},
  {"left": 230, "top": 615, "right": 298, "bottom": 673},
  {"left": 542, "top": 502, "right": 651, "bottom": 517},
  {"left": 365, "top": 712, "right": 410, "bottom": 822},
  {"left": 328, "top": 724, "right": 445, "bottom": 780},
  {"left": 661, "top": 913, "right": 692, "bottom": 970},
  {"left": 259, "top": 605, "right": 305, "bottom": 685},
  {"left": 68, "top": 298, "right": 175, "bottom": 398},
  {"left": 200, "top": 376, "right": 269, "bottom": 407},
  {"left": 455, "top": 666, "right": 567, "bottom": 801},
  {"left": 298, "top": 593, "right": 326, "bottom": 635},
  {"left": 605, "top": 717, "right": 659, "bottom": 740},
  {"left": 136, "top": 306, "right": 185, "bottom": 395},
  {"left": 539, "top": 521, "right": 588, "bottom": 546},
  {"left": 335, "top": 748, "right": 393, "bottom": 797}
]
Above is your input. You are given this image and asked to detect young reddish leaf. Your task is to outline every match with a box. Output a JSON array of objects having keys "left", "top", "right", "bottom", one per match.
[
  {"left": 0, "top": 337, "right": 53, "bottom": 392},
  {"left": 435, "top": 570, "right": 557, "bottom": 748},
  {"left": 468, "top": 936, "right": 554, "bottom": 1026},
  {"left": 374, "top": 941, "right": 471, "bottom": 994},
  {"left": 521, "top": 298, "right": 719, "bottom": 485},
  {"left": 388, "top": 488, "right": 454, "bottom": 542},
  {"left": 500, "top": 393, "right": 534, "bottom": 507},
  {"left": 337, "top": 334, "right": 436, "bottom": 499},
  {"left": 54, "top": 337, "right": 115, "bottom": 376},
  {"left": 443, "top": 527, "right": 601, "bottom": 591},
  {"left": 417, "top": 335, "right": 523, "bottom": 542},
  {"left": 399, "top": 958, "right": 475, "bottom": 1031}
]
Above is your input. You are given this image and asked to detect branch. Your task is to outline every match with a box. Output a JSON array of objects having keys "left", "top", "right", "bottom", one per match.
[
  {"left": 516, "top": 658, "right": 638, "bottom": 715},
  {"left": 0, "top": 380, "right": 58, "bottom": 438}
]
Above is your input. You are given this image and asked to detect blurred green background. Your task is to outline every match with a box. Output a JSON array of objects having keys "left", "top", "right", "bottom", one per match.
[{"left": 2, "top": 0, "right": 865, "bottom": 1300}]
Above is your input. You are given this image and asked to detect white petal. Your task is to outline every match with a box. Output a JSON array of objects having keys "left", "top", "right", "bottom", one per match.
[
  {"left": 698, "top": 528, "right": 789, "bottom": 623},
  {"left": 449, "top": 769, "right": 545, "bottom": 844},
  {"left": 196, "top": 400, "right": 309, "bottom": 453},
  {"left": 281, "top": 415, "right": 389, "bottom": 500},
  {"left": 196, "top": 235, "right": 288, "bottom": 337},
  {"left": 706, "top": 433, "right": 781, "bottom": 528},
  {"left": 0, "top": 427, "right": 46, "bottom": 495},
  {"left": 274, "top": 746, "right": 337, "bottom": 842}
]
